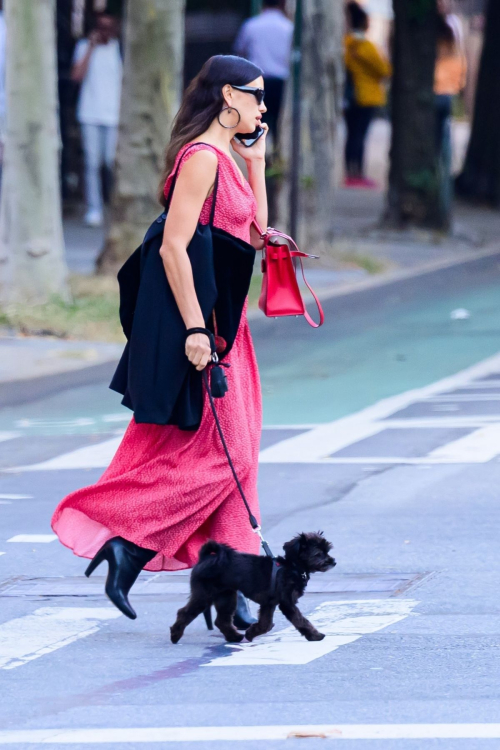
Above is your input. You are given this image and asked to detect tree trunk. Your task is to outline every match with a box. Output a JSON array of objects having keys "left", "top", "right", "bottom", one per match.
[
  {"left": 277, "top": 0, "right": 343, "bottom": 251},
  {"left": 385, "top": 0, "right": 447, "bottom": 230},
  {"left": 456, "top": 0, "right": 500, "bottom": 206},
  {"left": 0, "top": 0, "right": 69, "bottom": 305},
  {"left": 96, "top": 0, "right": 185, "bottom": 274}
]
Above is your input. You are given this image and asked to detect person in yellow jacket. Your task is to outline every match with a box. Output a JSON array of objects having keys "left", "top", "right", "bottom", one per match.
[{"left": 344, "top": 1, "right": 392, "bottom": 187}]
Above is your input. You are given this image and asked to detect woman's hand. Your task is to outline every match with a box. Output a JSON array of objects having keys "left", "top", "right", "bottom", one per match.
[
  {"left": 231, "top": 122, "right": 269, "bottom": 163},
  {"left": 185, "top": 332, "right": 212, "bottom": 371}
]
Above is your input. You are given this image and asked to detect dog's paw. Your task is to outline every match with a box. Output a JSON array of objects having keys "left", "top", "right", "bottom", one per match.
[
  {"left": 305, "top": 631, "right": 326, "bottom": 641},
  {"left": 170, "top": 626, "right": 182, "bottom": 644},
  {"left": 244, "top": 628, "right": 255, "bottom": 642},
  {"left": 226, "top": 631, "right": 245, "bottom": 643}
]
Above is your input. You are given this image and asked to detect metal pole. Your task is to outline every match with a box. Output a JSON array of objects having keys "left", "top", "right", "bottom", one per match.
[{"left": 290, "top": 0, "right": 302, "bottom": 240}]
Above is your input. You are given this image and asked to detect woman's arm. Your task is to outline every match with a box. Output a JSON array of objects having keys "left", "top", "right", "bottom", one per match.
[
  {"left": 71, "top": 33, "right": 98, "bottom": 83},
  {"left": 159, "top": 149, "right": 218, "bottom": 371},
  {"left": 232, "top": 123, "right": 269, "bottom": 249}
]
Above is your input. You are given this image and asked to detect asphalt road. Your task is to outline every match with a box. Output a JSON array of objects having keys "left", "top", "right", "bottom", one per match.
[{"left": 1, "top": 260, "right": 500, "bottom": 748}]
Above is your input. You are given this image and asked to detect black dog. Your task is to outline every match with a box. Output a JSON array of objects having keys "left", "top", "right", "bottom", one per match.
[{"left": 170, "top": 532, "right": 336, "bottom": 644}]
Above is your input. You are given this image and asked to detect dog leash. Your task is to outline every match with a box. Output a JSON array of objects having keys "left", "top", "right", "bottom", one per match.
[
  {"left": 201, "top": 368, "right": 274, "bottom": 559},
  {"left": 186, "top": 326, "right": 281, "bottom": 593}
]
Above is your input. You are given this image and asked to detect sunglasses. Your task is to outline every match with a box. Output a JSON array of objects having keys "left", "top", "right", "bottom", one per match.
[{"left": 231, "top": 85, "right": 265, "bottom": 105}]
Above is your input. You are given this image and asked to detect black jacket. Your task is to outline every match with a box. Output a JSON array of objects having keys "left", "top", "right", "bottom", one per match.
[{"left": 109, "top": 210, "right": 256, "bottom": 430}]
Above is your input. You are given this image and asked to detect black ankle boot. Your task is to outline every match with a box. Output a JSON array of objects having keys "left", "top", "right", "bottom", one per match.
[
  {"left": 85, "top": 536, "right": 156, "bottom": 619},
  {"left": 233, "top": 591, "right": 257, "bottom": 630},
  {"left": 203, "top": 606, "right": 214, "bottom": 630}
]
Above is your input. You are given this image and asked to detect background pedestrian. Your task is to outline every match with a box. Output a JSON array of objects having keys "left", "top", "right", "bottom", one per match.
[
  {"left": 344, "top": 0, "right": 391, "bottom": 188},
  {"left": 233, "top": 0, "right": 293, "bottom": 156},
  {"left": 71, "top": 12, "right": 122, "bottom": 227}
]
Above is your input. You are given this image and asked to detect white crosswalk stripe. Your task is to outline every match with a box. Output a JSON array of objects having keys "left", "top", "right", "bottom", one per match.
[
  {"left": 0, "top": 723, "right": 499, "bottom": 743},
  {"left": 3, "top": 354, "right": 500, "bottom": 471},
  {"left": 0, "top": 607, "right": 122, "bottom": 670},
  {"left": 204, "top": 599, "right": 418, "bottom": 667},
  {"left": 7, "top": 535, "right": 57, "bottom": 543}
]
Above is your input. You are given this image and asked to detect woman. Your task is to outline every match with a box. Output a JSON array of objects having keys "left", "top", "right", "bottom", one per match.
[
  {"left": 51, "top": 55, "right": 269, "bottom": 628},
  {"left": 344, "top": 1, "right": 391, "bottom": 188}
]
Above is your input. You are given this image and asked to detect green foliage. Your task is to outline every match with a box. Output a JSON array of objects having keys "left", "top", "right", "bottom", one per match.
[
  {"left": 408, "top": 0, "right": 436, "bottom": 23},
  {"left": 0, "top": 275, "right": 123, "bottom": 342},
  {"left": 404, "top": 167, "right": 439, "bottom": 195},
  {"left": 340, "top": 253, "right": 387, "bottom": 275},
  {"left": 248, "top": 272, "right": 263, "bottom": 307},
  {"left": 300, "top": 175, "right": 315, "bottom": 190}
]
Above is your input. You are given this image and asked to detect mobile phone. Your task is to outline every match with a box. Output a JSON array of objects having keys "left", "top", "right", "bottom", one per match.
[{"left": 233, "top": 125, "right": 265, "bottom": 148}]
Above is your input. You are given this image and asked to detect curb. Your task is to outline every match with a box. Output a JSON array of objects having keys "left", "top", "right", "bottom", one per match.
[
  {"left": 245, "top": 245, "right": 500, "bottom": 321},
  {"left": 0, "top": 360, "right": 118, "bottom": 409},
  {"left": 1, "top": 246, "right": 499, "bottom": 405}
]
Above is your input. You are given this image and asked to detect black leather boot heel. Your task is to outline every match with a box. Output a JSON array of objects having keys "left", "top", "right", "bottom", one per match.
[
  {"left": 203, "top": 606, "right": 214, "bottom": 630},
  {"left": 233, "top": 591, "right": 257, "bottom": 630},
  {"left": 85, "top": 536, "right": 156, "bottom": 620}
]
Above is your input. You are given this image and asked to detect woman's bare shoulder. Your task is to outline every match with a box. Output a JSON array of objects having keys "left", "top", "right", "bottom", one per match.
[{"left": 176, "top": 147, "right": 217, "bottom": 182}]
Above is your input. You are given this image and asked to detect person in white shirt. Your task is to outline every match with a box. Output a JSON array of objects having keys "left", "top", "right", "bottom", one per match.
[
  {"left": 233, "top": 0, "right": 293, "bottom": 153},
  {"left": 71, "top": 13, "right": 122, "bottom": 227},
  {"left": 0, "top": 4, "right": 6, "bottom": 182}
]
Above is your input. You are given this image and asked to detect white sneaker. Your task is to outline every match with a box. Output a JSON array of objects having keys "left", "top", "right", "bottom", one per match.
[{"left": 84, "top": 210, "right": 103, "bottom": 227}]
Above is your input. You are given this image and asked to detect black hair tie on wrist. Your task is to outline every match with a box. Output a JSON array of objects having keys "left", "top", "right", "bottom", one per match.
[
  {"left": 185, "top": 327, "right": 215, "bottom": 354},
  {"left": 185, "top": 327, "right": 230, "bottom": 398}
]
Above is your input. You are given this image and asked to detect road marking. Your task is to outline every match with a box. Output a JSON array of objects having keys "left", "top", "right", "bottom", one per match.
[
  {"left": 0, "top": 432, "right": 19, "bottom": 443},
  {"left": 428, "top": 393, "right": 500, "bottom": 401},
  {"left": 0, "top": 553, "right": 5, "bottom": 557},
  {"left": 102, "top": 414, "right": 131, "bottom": 423},
  {"left": 14, "top": 418, "right": 96, "bottom": 428},
  {"left": 259, "top": 352, "right": 500, "bottom": 463},
  {"left": 455, "top": 380, "right": 500, "bottom": 388},
  {"left": 204, "top": 599, "right": 418, "bottom": 667},
  {"left": 385, "top": 416, "right": 500, "bottom": 426},
  {"left": 7, "top": 535, "right": 57, "bottom": 543},
  {"left": 0, "top": 607, "right": 121, "bottom": 670},
  {"left": 261, "top": 424, "right": 320, "bottom": 429},
  {"left": 5, "top": 352, "right": 500, "bottom": 472},
  {"left": 0, "top": 494, "right": 33, "bottom": 500},
  {"left": 428, "top": 424, "right": 500, "bottom": 462},
  {"left": 3, "top": 437, "right": 122, "bottom": 472},
  {"left": 0, "top": 724, "right": 499, "bottom": 743},
  {"left": 309, "top": 456, "right": 500, "bottom": 465}
]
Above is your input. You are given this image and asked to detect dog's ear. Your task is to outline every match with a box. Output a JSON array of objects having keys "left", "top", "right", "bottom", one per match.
[{"left": 283, "top": 536, "right": 301, "bottom": 559}]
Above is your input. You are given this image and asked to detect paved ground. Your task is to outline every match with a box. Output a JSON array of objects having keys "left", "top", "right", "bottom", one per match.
[
  {"left": 1, "top": 259, "right": 500, "bottom": 747},
  {"left": 62, "top": 118, "right": 500, "bottom": 320}
]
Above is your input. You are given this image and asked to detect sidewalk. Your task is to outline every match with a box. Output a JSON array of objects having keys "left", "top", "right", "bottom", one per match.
[
  {"left": 64, "top": 118, "right": 499, "bottom": 289},
  {"left": 4, "top": 117, "right": 499, "bottom": 384},
  {"left": 0, "top": 337, "right": 122, "bottom": 384}
]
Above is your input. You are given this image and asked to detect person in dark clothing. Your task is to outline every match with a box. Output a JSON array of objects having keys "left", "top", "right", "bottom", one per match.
[
  {"left": 344, "top": 1, "right": 391, "bottom": 187},
  {"left": 233, "top": 0, "right": 293, "bottom": 155}
]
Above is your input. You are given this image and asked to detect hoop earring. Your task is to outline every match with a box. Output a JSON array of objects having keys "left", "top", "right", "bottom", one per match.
[{"left": 218, "top": 106, "right": 241, "bottom": 129}]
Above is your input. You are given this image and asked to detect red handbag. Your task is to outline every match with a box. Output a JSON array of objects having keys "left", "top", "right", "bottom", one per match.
[{"left": 252, "top": 219, "right": 325, "bottom": 328}]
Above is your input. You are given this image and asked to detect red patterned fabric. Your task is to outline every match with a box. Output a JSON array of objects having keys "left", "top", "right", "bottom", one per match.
[{"left": 51, "top": 142, "right": 262, "bottom": 571}]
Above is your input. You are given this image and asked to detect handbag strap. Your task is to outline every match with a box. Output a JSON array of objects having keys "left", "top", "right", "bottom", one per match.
[
  {"left": 252, "top": 219, "right": 325, "bottom": 329},
  {"left": 165, "top": 141, "right": 220, "bottom": 227}
]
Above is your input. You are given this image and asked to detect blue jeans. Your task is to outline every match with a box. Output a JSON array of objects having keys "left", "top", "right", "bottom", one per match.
[{"left": 81, "top": 123, "right": 118, "bottom": 215}]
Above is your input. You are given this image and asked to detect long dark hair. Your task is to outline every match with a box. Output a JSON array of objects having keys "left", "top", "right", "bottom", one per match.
[
  {"left": 436, "top": 12, "right": 456, "bottom": 52},
  {"left": 158, "top": 55, "right": 263, "bottom": 206},
  {"left": 346, "top": 1, "right": 368, "bottom": 31}
]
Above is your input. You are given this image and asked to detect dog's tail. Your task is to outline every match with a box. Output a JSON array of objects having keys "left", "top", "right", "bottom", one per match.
[{"left": 195, "top": 540, "right": 230, "bottom": 579}]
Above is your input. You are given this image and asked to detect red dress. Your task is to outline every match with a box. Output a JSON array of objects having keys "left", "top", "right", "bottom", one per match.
[{"left": 51, "top": 142, "right": 262, "bottom": 571}]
